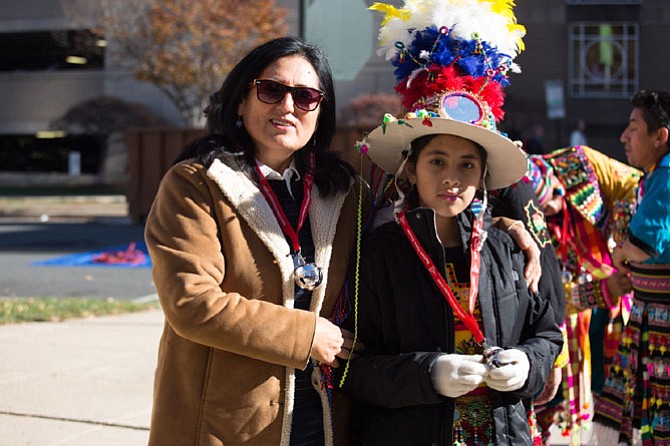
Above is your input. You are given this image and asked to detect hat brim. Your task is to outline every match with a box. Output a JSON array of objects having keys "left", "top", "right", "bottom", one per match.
[{"left": 365, "top": 117, "right": 527, "bottom": 190}]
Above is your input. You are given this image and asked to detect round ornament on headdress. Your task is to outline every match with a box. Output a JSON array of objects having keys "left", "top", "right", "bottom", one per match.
[{"left": 363, "top": 0, "right": 529, "bottom": 190}]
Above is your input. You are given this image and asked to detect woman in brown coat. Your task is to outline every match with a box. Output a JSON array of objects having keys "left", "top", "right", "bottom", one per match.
[{"left": 144, "top": 37, "right": 362, "bottom": 446}]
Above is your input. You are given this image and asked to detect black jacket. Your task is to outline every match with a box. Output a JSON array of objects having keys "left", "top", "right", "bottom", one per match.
[
  {"left": 492, "top": 180, "right": 566, "bottom": 325},
  {"left": 338, "top": 207, "right": 562, "bottom": 446}
]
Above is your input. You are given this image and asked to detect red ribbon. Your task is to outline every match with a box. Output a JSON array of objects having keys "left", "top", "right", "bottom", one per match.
[
  {"left": 398, "top": 210, "right": 485, "bottom": 344},
  {"left": 253, "top": 152, "right": 315, "bottom": 254}
]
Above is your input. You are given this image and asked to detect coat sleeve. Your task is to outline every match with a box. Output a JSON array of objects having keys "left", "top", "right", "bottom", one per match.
[
  {"left": 336, "top": 238, "right": 445, "bottom": 408},
  {"left": 145, "top": 162, "right": 316, "bottom": 369},
  {"left": 492, "top": 182, "right": 566, "bottom": 324},
  {"left": 483, "top": 232, "right": 562, "bottom": 400},
  {"left": 509, "top": 249, "right": 563, "bottom": 399}
]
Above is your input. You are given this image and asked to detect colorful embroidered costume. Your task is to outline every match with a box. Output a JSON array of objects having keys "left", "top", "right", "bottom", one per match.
[
  {"left": 595, "top": 151, "right": 670, "bottom": 445},
  {"left": 533, "top": 146, "right": 640, "bottom": 444}
]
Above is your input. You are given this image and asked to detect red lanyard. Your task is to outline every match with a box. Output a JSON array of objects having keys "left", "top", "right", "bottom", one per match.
[
  {"left": 398, "top": 210, "right": 485, "bottom": 344},
  {"left": 253, "top": 152, "right": 315, "bottom": 254}
]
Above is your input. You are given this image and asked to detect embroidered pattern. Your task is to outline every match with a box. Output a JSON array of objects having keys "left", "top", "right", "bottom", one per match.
[
  {"left": 546, "top": 147, "right": 609, "bottom": 231},
  {"left": 523, "top": 199, "right": 552, "bottom": 248}
]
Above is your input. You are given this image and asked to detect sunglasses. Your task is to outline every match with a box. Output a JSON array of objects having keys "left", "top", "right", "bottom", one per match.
[{"left": 251, "top": 79, "right": 324, "bottom": 112}]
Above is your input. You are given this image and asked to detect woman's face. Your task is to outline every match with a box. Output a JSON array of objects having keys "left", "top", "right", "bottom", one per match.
[
  {"left": 407, "top": 134, "right": 483, "bottom": 220},
  {"left": 237, "top": 55, "right": 321, "bottom": 171}
]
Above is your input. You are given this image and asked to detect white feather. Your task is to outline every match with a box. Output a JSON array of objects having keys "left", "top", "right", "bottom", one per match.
[{"left": 376, "top": 0, "right": 525, "bottom": 63}]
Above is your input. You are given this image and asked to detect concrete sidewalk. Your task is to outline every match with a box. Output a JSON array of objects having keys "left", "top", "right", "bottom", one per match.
[
  {"left": 0, "top": 308, "right": 575, "bottom": 445},
  {"left": 0, "top": 310, "right": 164, "bottom": 446}
]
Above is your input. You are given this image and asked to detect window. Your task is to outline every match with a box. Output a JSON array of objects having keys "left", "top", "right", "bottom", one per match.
[
  {"left": 0, "top": 134, "right": 103, "bottom": 174},
  {"left": 568, "top": 22, "right": 638, "bottom": 98},
  {"left": 0, "top": 30, "right": 104, "bottom": 72}
]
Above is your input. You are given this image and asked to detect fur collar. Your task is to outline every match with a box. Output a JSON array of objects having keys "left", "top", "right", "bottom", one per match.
[{"left": 206, "top": 153, "right": 350, "bottom": 315}]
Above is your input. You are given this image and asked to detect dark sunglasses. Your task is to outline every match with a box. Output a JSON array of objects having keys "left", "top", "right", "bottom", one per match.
[{"left": 251, "top": 79, "right": 324, "bottom": 112}]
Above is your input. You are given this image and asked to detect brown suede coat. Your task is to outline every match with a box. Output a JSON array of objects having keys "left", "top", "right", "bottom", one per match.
[{"left": 145, "top": 154, "right": 360, "bottom": 445}]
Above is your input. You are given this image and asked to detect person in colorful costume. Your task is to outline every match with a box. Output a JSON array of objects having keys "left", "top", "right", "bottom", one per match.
[
  {"left": 594, "top": 89, "right": 670, "bottom": 445},
  {"left": 335, "top": 2, "right": 562, "bottom": 444},
  {"left": 527, "top": 145, "right": 640, "bottom": 444}
]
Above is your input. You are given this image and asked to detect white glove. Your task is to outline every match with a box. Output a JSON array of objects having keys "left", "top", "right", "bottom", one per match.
[
  {"left": 431, "top": 354, "right": 489, "bottom": 398},
  {"left": 485, "top": 349, "right": 530, "bottom": 392}
]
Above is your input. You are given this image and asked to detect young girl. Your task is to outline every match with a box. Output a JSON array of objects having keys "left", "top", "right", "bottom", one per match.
[
  {"left": 336, "top": 1, "right": 562, "bottom": 444},
  {"left": 339, "top": 128, "right": 562, "bottom": 445}
]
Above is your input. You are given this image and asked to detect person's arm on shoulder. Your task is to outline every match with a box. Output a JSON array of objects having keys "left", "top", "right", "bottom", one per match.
[{"left": 492, "top": 182, "right": 566, "bottom": 324}]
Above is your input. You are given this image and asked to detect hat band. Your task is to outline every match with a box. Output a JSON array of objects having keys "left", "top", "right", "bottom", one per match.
[{"left": 409, "top": 90, "right": 497, "bottom": 132}]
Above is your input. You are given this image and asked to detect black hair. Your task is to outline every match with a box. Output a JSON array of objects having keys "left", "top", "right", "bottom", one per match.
[
  {"left": 632, "top": 90, "right": 670, "bottom": 144},
  {"left": 174, "top": 36, "right": 354, "bottom": 197},
  {"left": 406, "top": 134, "right": 488, "bottom": 166}
]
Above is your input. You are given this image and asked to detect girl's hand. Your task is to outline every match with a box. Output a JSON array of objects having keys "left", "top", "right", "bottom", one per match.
[
  {"left": 431, "top": 354, "right": 489, "bottom": 398},
  {"left": 485, "top": 349, "right": 530, "bottom": 392}
]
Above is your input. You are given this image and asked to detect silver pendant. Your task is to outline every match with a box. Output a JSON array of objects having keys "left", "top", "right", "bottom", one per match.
[
  {"left": 293, "top": 254, "right": 323, "bottom": 291},
  {"left": 483, "top": 346, "right": 505, "bottom": 368}
]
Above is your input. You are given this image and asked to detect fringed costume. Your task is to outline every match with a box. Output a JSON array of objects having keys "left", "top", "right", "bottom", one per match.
[
  {"left": 535, "top": 146, "right": 640, "bottom": 445},
  {"left": 594, "top": 151, "right": 670, "bottom": 445}
]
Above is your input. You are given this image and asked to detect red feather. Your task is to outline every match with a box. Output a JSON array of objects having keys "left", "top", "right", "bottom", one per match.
[{"left": 394, "top": 65, "right": 506, "bottom": 122}]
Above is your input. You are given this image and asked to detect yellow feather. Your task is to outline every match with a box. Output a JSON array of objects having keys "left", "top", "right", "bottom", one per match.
[
  {"left": 368, "top": 2, "right": 410, "bottom": 26},
  {"left": 509, "top": 23, "right": 526, "bottom": 51},
  {"left": 490, "top": 0, "right": 516, "bottom": 21},
  {"left": 488, "top": 0, "right": 526, "bottom": 52}
]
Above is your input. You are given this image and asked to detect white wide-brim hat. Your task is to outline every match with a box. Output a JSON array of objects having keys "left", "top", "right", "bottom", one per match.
[{"left": 364, "top": 113, "right": 528, "bottom": 190}]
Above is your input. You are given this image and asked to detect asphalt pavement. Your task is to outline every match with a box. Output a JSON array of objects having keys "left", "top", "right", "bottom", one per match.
[{"left": 0, "top": 196, "right": 155, "bottom": 301}]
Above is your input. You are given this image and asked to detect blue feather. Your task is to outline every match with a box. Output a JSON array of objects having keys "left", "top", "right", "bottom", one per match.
[{"left": 390, "top": 25, "right": 515, "bottom": 88}]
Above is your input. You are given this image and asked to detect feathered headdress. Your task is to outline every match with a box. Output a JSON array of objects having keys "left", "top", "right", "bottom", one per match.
[{"left": 359, "top": 0, "right": 528, "bottom": 190}]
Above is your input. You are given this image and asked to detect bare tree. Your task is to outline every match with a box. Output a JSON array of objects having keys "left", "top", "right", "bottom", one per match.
[{"left": 60, "top": 0, "right": 288, "bottom": 126}]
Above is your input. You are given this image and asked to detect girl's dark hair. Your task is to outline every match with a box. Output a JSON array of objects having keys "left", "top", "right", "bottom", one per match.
[
  {"left": 632, "top": 90, "right": 670, "bottom": 143},
  {"left": 174, "top": 36, "right": 354, "bottom": 197},
  {"left": 403, "top": 133, "right": 488, "bottom": 208}
]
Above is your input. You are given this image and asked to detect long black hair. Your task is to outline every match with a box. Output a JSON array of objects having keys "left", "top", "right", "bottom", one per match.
[{"left": 174, "top": 36, "right": 354, "bottom": 197}]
